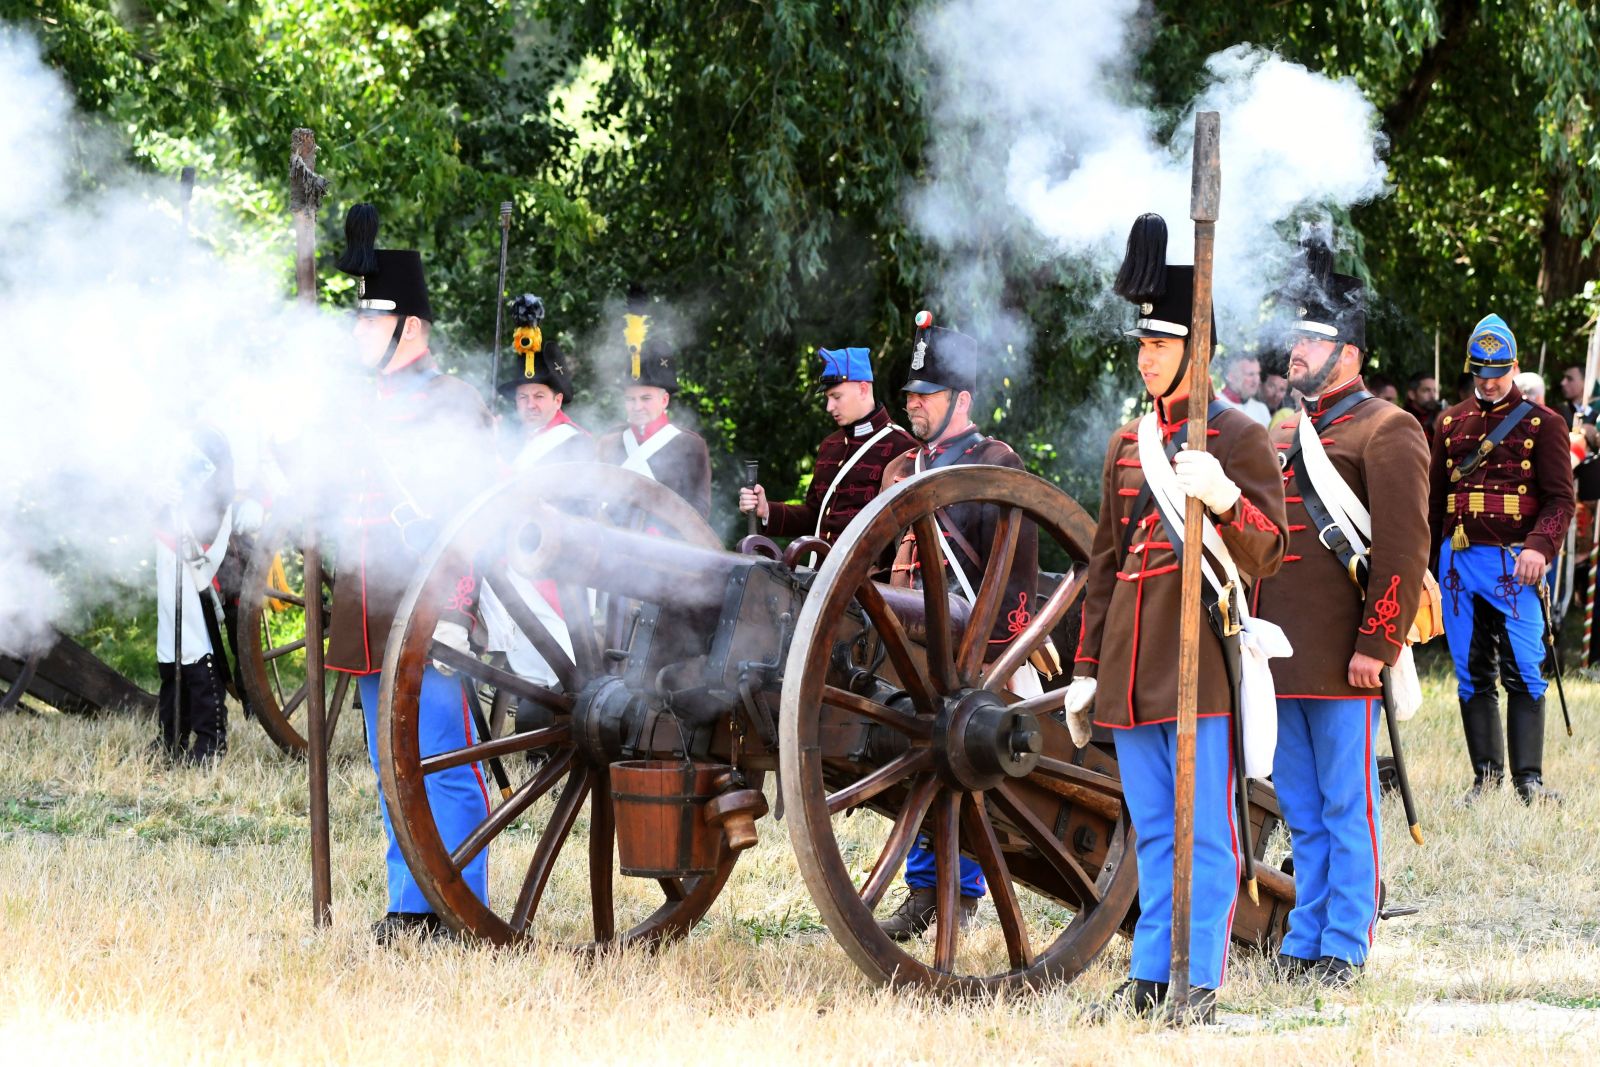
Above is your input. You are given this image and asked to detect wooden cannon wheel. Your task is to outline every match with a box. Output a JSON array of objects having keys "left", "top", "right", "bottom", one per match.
[
  {"left": 781, "top": 465, "right": 1141, "bottom": 994},
  {"left": 378, "top": 464, "right": 740, "bottom": 947},
  {"left": 238, "top": 523, "right": 353, "bottom": 755}
]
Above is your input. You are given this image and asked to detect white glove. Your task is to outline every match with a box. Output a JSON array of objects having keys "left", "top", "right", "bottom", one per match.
[
  {"left": 234, "top": 498, "right": 265, "bottom": 535},
  {"left": 1172, "top": 447, "right": 1241, "bottom": 515},
  {"left": 1061, "top": 677, "right": 1097, "bottom": 748},
  {"left": 430, "top": 620, "right": 473, "bottom": 675}
]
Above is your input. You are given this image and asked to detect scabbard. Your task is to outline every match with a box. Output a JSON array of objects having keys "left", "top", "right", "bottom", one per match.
[
  {"left": 1215, "top": 622, "right": 1258, "bottom": 900},
  {"left": 1379, "top": 667, "right": 1423, "bottom": 845}
]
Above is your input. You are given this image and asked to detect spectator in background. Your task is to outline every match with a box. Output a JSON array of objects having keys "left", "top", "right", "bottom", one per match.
[
  {"left": 1220, "top": 352, "right": 1271, "bottom": 426},
  {"left": 1261, "top": 371, "right": 1289, "bottom": 414},
  {"left": 1559, "top": 364, "right": 1589, "bottom": 427},
  {"left": 1403, "top": 371, "right": 1441, "bottom": 449},
  {"left": 1368, "top": 373, "right": 1399, "bottom": 404},
  {"left": 1514, "top": 370, "right": 1547, "bottom": 406},
  {"left": 1454, "top": 371, "right": 1476, "bottom": 405}
]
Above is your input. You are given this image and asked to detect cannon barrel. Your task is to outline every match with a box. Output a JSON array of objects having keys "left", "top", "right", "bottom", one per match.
[{"left": 505, "top": 501, "right": 970, "bottom": 637}]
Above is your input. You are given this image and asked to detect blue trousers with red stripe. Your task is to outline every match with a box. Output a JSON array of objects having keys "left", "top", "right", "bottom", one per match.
[
  {"left": 359, "top": 667, "right": 490, "bottom": 913},
  {"left": 903, "top": 842, "right": 986, "bottom": 898},
  {"left": 1273, "top": 696, "right": 1382, "bottom": 965},
  {"left": 1115, "top": 717, "right": 1238, "bottom": 989}
]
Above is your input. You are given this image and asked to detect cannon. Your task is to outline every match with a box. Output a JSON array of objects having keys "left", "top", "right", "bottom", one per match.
[{"left": 374, "top": 462, "right": 1294, "bottom": 993}]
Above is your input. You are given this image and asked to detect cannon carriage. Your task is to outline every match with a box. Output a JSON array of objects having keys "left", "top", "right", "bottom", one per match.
[{"left": 372, "top": 461, "right": 1294, "bottom": 993}]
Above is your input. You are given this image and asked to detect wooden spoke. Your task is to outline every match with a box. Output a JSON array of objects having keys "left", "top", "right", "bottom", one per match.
[
  {"left": 485, "top": 567, "right": 581, "bottom": 692},
  {"left": 658, "top": 878, "right": 687, "bottom": 902},
  {"left": 325, "top": 670, "right": 351, "bottom": 740},
  {"left": 979, "top": 565, "right": 1083, "bottom": 692},
  {"left": 450, "top": 751, "right": 573, "bottom": 869},
  {"left": 427, "top": 640, "right": 574, "bottom": 712},
  {"left": 961, "top": 792, "right": 1034, "bottom": 969},
  {"left": 263, "top": 637, "right": 307, "bottom": 661},
  {"left": 990, "top": 781, "right": 1101, "bottom": 907},
  {"left": 955, "top": 507, "right": 1022, "bottom": 686},
  {"left": 826, "top": 749, "right": 932, "bottom": 814},
  {"left": 280, "top": 682, "right": 308, "bottom": 719},
  {"left": 822, "top": 685, "right": 932, "bottom": 739},
  {"left": 265, "top": 587, "right": 305, "bottom": 608},
  {"left": 421, "top": 724, "right": 571, "bottom": 776},
  {"left": 931, "top": 789, "right": 961, "bottom": 972},
  {"left": 854, "top": 581, "right": 939, "bottom": 717},
  {"left": 590, "top": 766, "right": 617, "bottom": 943},
  {"left": 859, "top": 773, "right": 940, "bottom": 911},
  {"left": 487, "top": 686, "right": 512, "bottom": 739},
  {"left": 511, "top": 765, "right": 592, "bottom": 931},
  {"left": 910, "top": 515, "right": 958, "bottom": 694},
  {"left": 557, "top": 583, "right": 601, "bottom": 677}
]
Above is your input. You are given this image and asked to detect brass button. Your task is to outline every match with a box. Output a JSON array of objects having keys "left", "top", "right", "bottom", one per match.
[
  {"left": 1524, "top": 439, "right": 1534, "bottom": 449},
  {"left": 1532, "top": 417, "right": 1542, "bottom": 427},
  {"left": 1444, "top": 416, "right": 1454, "bottom": 426},
  {"left": 1522, "top": 460, "right": 1532, "bottom": 471},
  {"left": 1518, "top": 484, "right": 1528, "bottom": 494}
]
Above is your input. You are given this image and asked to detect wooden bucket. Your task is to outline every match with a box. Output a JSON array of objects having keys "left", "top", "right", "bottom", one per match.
[{"left": 609, "top": 760, "right": 727, "bottom": 877}]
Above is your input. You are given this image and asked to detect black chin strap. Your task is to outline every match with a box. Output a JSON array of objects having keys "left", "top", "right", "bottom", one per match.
[
  {"left": 1162, "top": 343, "right": 1192, "bottom": 399},
  {"left": 373, "top": 318, "right": 406, "bottom": 374},
  {"left": 916, "top": 395, "right": 961, "bottom": 445}
]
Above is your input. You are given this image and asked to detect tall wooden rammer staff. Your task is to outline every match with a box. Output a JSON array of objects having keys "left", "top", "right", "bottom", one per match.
[
  {"left": 290, "top": 127, "right": 334, "bottom": 929},
  {"left": 1168, "top": 110, "right": 1222, "bottom": 1013}
]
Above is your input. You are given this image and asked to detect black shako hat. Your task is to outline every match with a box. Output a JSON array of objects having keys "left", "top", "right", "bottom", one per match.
[
  {"left": 1281, "top": 240, "right": 1367, "bottom": 352},
  {"left": 1114, "top": 213, "right": 1200, "bottom": 341},
  {"left": 336, "top": 203, "right": 434, "bottom": 323},
  {"left": 902, "top": 310, "right": 979, "bottom": 395},
  {"left": 621, "top": 292, "right": 678, "bottom": 392},
  {"left": 498, "top": 293, "right": 574, "bottom": 400}
]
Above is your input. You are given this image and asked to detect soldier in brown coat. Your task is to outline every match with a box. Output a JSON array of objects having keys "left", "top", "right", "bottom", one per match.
[
  {"left": 1064, "top": 214, "right": 1287, "bottom": 1021},
  {"left": 594, "top": 309, "right": 712, "bottom": 519},
  {"left": 1250, "top": 248, "right": 1430, "bottom": 987},
  {"left": 873, "top": 312, "right": 1041, "bottom": 942},
  {"left": 325, "top": 204, "right": 495, "bottom": 943}
]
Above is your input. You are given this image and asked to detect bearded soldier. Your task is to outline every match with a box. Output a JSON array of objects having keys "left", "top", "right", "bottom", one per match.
[
  {"left": 1428, "top": 314, "right": 1574, "bottom": 804},
  {"left": 326, "top": 203, "right": 496, "bottom": 943},
  {"left": 1250, "top": 245, "right": 1431, "bottom": 987},
  {"left": 873, "top": 312, "right": 1041, "bottom": 941},
  {"left": 596, "top": 308, "right": 712, "bottom": 519},
  {"left": 498, "top": 293, "right": 595, "bottom": 468},
  {"left": 1063, "top": 214, "right": 1287, "bottom": 1022},
  {"left": 738, "top": 346, "right": 914, "bottom": 546}
]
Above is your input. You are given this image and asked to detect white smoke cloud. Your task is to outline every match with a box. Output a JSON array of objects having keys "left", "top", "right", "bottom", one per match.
[
  {"left": 912, "top": 1, "right": 1389, "bottom": 352},
  {"left": 0, "top": 28, "right": 497, "bottom": 657}
]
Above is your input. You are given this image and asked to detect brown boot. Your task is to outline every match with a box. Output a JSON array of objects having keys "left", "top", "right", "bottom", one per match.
[{"left": 876, "top": 887, "right": 979, "bottom": 942}]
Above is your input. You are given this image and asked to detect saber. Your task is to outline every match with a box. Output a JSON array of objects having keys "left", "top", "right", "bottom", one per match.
[
  {"left": 1378, "top": 667, "right": 1424, "bottom": 845},
  {"left": 1537, "top": 584, "right": 1574, "bottom": 737}
]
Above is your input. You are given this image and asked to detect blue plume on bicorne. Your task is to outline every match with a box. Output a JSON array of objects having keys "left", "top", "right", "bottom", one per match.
[
  {"left": 336, "top": 203, "right": 380, "bottom": 276},
  {"left": 1114, "top": 213, "right": 1168, "bottom": 302},
  {"left": 509, "top": 293, "right": 545, "bottom": 328}
]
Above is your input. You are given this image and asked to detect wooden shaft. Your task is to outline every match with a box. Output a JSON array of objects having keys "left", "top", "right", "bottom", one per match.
[
  {"left": 1170, "top": 110, "right": 1221, "bottom": 1006},
  {"left": 1585, "top": 525, "right": 1599, "bottom": 666},
  {"left": 290, "top": 130, "right": 320, "bottom": 306},
  {"left": 304, "top": 543, "right": 333, "bottom": 929},
  {"left": 492, "top": 203, "right": 513, "bottom": 400}
]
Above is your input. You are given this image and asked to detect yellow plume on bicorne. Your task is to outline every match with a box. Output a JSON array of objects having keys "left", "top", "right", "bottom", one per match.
[
  {"left": 625, "top": 313, "right": 649, "bottom": 379},
  {"left": 512, "top": 325, "right": 543, "bottom": 378}
]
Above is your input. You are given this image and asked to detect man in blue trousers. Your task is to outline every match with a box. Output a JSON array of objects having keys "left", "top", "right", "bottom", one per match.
[
  {"left": 1252, "top": 244, "right": 1432, "bottom": 987},
  {"left": 327, "top": 203, "right": 496, "bottom": 943},
  {"left": 1428, "top": 314, "right": 1574, "bottom": 803},
  {"left": 1064, "top": 214, "right": 1288, "bottom": 1022}
]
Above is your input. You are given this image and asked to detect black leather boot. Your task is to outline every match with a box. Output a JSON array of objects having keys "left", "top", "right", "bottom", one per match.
[
  {"left": 1087, "top": 978, "right": 1169, "bottom": 1022},
  {"left": 183, "top": 655, "right": 229, "bottom": 764},
  {"left": 1505, "top": 691, "right": 1546, "bottom": 784},
  {"left": 1459, "top": 691, "right": 1504, "bottom": 801}
]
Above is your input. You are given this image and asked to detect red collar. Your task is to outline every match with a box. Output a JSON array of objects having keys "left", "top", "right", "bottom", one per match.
[
  {"left": 538, "top": 410, "right": 576, "bottom": 435},
  {"left": 631, "top": 412, "right": 672, "bottom": 443},
  {"left": 1307, "top": 375, "right": 1364, "bottom": 416}
]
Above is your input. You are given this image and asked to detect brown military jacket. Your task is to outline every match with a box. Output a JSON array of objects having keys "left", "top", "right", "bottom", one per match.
[
  {"left": 327, "top": 367, "right": 493, "bottom": 674},
  {"left": 1428, "top": 385, "right": 1575, "bottom": 560},
  {"left": 1073, "top": 393, "right": 1288, "bottom": 728},
  {"left": 1251, "top": 376, "right": 1431, "bottom": 696},
  {"left": 596, "top": 415, "right": 713, "bottom": 520},
  {"left": 881, "top": 429, "right": 1040, "bottom": 650}
]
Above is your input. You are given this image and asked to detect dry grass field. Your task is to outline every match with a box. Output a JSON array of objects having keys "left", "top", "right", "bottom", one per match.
[{"left": 4, "top": 656, "right": 1599, "bottom": 1065}]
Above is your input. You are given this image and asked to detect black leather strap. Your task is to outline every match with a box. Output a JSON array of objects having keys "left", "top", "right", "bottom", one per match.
[
  {"left": 1286, "top": 390, "right": 1376, "bottom": 589},
  {"left": 1450, "top": 399, "right": 1535, "bottom": 483},
  {"left": 1120, "top": 400, "right": 1228, "bottom": 559}
]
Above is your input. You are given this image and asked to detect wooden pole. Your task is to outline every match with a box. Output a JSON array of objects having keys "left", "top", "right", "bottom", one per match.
[
  {"left": 290, "top": 129, "right": 329, "bottom": 306},
  {"left": 1170, "top": 110, "right": 1221, "bottom": 1010},
  {"left": 491, "top": 203, "right": 513, "bottom": 401},
  {"left": 1433, "top": 329, "right": 1440, "bottom": 388},
  {"left": 304, "top": 544, "right": 332, "bottom": 928}
]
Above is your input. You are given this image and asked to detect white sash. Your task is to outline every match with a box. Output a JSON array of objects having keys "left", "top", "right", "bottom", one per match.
[
  {"left": 1295, "top": 408, "right": 1423, "bottom": 717},
  {"left": 514, "top": 422, "right": 581, "bottom": 470},
  {"left": 477, "top": 572, "right": 575, "bottom": 688},
  {"left": 621, "top": 423, "right": 682, "bottom": 481},
  {"left": 155, "top": 505, "right": 233, "bottom": 665},
  {"left": 816, "top": 423, "right": 896, "bottom": 538},
  {"left": 912, "top": 449, "right": 977, "bottom": 603},
  {"left": 1136, "top": 414, "right": 1291, "bottom": 777}
]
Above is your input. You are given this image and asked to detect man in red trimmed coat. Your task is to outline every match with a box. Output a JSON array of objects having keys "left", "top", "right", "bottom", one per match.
[
  {"left": 325, "top": 204, "right": 496, "bottom": 944},
  {"left": 1251, "top": 246, "right": 1431, "bottom": 988},
  {"left": 498, "top": 293, "right": 595, "bottom": 469},
  {"left": 1063, "top": 214, "right": 1287, "bottom": 1023},
  {"left": 738, "top": 345, "right": 915, "bottom": 547}
]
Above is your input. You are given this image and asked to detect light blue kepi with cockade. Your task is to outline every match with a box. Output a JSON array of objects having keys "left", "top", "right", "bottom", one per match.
[
  {"left": 1465, "top": 313, "right": 1517, "bottom": 378},
  {"left": 815, "top": 346, "right": 873, "bottom": 392}
]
